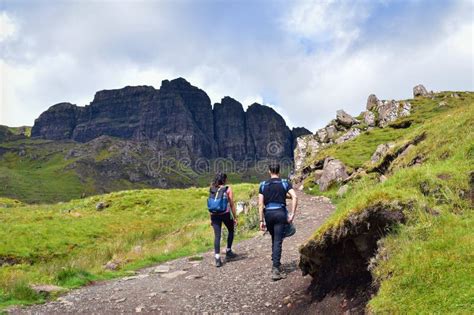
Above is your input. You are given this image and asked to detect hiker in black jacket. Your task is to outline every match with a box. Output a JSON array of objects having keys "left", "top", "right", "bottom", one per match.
[{"left": 259, "top": 163, "right": 298, "bottom": 281}]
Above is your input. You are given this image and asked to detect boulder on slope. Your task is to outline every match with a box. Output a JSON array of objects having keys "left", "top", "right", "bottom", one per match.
[
  {"left": 336, "top": 110, "right": 358, "bottom": 128},
  {"left": 319, "top": 157, "right": 349, "bottom": 191},
  {"left": 413, "top": 84, "right": 429, "bottom": 97},
  {"left": 366, "top": 94, "right": 379, "bottom": 111},
  {"left": 335, "top": 128, "right": 361, "bottom": 144},
  {"left": 371, "top": 143, "right": 395, "bottom": 163}
]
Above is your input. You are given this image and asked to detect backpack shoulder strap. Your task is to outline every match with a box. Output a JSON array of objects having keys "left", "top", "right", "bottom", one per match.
[
  {"left": 215, "top": 186, "right": 220, "bottom": 198},
  {"left": 281, "top": 179, "right": 289, "bottom": 192},
  {"left": 259, "top": 180, "right": 268, "bottom": 193}
]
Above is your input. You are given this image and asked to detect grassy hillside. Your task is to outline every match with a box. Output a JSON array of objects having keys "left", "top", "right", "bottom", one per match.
[
  {"left": 0, "top": 140, "right": 91, "bottom": 203},
  {"left": 0, "top": 183, "right": 258, "bottom": 309},
  {"left": 0, "top": 136, "right": 284, "bottom": 204},
  {"left": 0, "top": 126, "right": 29, "bottom": 143},
  {"left": 301, "top": 91, "right": 473, "bottom": 313},
  {"left": 7, "top": 126, "right": 31, "bottom": 138}
]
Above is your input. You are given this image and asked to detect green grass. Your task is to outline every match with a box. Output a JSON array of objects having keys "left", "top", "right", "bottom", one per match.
[
  {"left": 0, "top": 146, "right": 89, "bottom": 203},
  {"left": 8, "top": 127, "right": 31, "bottom": 138},
  {"left": 0, "top": 198, "right": 24, "bottom": 208},
  {"left": 0, "top": 183, "right": 258, "bottom": 309},
  {"left": 307, "top": 92, "right": 468, "bottom": 171},
  {"left": 370, "top": 211, "right": 473, "bottom": 313},
  {"left": 0, "top": 126, "right": 31, "bottom": 144},
  {"left": 302, "top": 92, "right": 474, "bottom": 313},
  {"left": 0, "top": 136, "right": 275, "bottom": 204}
]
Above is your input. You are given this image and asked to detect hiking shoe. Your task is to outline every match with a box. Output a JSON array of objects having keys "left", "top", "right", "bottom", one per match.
[
  {"left": 225, "top": 250, "right": 237, "bottom": 260},
  {"left": 215, "top": 257, "right": 223, "bottom": 268},
  {"left": 278, "top": 267, "right": 287, "bottom": 279},
  {"left": 271, "top": 267, "right": 283, "bottom": 281}
]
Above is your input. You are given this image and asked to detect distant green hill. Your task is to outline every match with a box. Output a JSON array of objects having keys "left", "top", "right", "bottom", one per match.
[
  {"left": 0, "top": 184, "right": 258, "bottom": 308},
  {"left": 0, "top": 125, "right": 30, "bottom": 142},
  {"left": 0, "top": 135, "right": 279, "bottom": 203},
  {"left": 299, "top": 91, "right": 473, "bottom": 313}
]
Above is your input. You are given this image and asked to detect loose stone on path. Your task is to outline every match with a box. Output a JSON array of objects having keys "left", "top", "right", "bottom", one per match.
[
  {"left": 154, "top": 265, "right": 171, "bottom": 273},
  {"left": 161, "top": 270, "right": 187, "bottom": 279}
]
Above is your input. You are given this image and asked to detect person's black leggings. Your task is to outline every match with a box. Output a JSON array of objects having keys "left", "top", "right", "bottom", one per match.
[
  {"left": 211, "top": 212, "right": 234, "bottom": 254},
  {"left": 264, "top": 209, "right": 287, "bottom": 268}
]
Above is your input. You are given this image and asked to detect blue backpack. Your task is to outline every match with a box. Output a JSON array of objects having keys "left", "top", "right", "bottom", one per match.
[{"left": 207, "top": 186, "right": 228, "bottom": 213}]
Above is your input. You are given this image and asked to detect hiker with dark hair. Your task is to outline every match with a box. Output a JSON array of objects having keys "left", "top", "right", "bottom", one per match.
[
  {"left": 259, "top": 163, "right": 298, "bottom": 280},
  {"left": 207, "top": 172, "right": 238, "bottom": 267}
]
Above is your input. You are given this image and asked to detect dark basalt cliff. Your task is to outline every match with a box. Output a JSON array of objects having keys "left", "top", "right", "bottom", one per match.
[
  {"left": 213, "top": 96, "right": 251, "bottom": 160},
  {"left": 291, "top": 127, "right": 312, "bottom": 147},
  {"left": 31, "top": 102, "right": 80, "bottom": 140},
  {"left": 73, "top": 86, "right": 155, "bottom": 143},
  {"left": 246, "top": 103, "right": 293, "bottom": 159},
  {"left": 32, "top": 78, "right": 303, "bottom": 160}
]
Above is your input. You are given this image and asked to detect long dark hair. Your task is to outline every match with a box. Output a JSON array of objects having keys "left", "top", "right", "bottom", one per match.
[{"left": 211, "top": 172, "right": 227, "bottom": 188}]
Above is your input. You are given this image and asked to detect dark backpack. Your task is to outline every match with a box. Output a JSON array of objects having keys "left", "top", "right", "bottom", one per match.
[
  {"left": 259, "top": 179, "right": 289, "bottom": 192},
  {"left": 259, "top": 179, "right": 290, "bottom": 210},
  {"left": 207, "top": 186, "right": 228, "bottom": 213}
]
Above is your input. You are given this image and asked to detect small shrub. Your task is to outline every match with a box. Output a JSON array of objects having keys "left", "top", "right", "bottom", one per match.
[
  {"left": 241, "top": 206, "right": 260, "bottom": 232},
  {"left": 10, "top": 281, "right": 40, "bottom": 302},
  {"left": 56, "top": 268, "right": 94, "bottom": 287}
]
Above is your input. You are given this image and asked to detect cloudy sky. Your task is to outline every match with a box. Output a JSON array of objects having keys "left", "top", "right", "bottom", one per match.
[{"left": 0, "top": 0, "right": 472, "bottom": 131}]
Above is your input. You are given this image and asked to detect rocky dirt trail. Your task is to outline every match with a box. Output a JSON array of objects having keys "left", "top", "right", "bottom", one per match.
[{"left": 9, "top": 192, "right": 338, "bottom": 314}]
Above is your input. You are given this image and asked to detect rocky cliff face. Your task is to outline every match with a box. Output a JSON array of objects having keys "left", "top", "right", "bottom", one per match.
[
  {"left": 31, "top": 102, "right": 80, "bottom": 140},
  {"left": 161, "top": 78, "right": 215, "bottom": 144},
  {"left": 291, "top": 127, "right": 312, "bottom": 147},
  {"left": 246, "top": 103, "right": 293, "bottom": 159},
  {"left": 32, "top": 78, "right": 300, "bottom": 161},
  {"left": 213, "top": 96, "right": 249, "bottom": 160},
  {"left": 72, "top": 86, "right": 154, "bottom": 142},
  {"left": 136, "top": 81, "right": 217, "bottom": 159}
]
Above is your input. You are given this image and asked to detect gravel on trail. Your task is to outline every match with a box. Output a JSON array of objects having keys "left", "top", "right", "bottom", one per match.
[{"left": 9, "top": 191, "right": 338, "bottom": 314}]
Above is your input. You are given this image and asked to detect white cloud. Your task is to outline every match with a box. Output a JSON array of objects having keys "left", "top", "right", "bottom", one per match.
[
  {"left": 0, "top": 53, "right": 179, "bottom": 125},
  {"left": 283, "top": 0, "right": 371, "bottom": 51},
  {"left": 283, "top": 25, "right": 472, "bottom": 131},
  {"left": 0, "top": 12, "right": 16, "bottom": 42},
  {"left": 0, "top": 1, "right": 472, "bottom": 132},
  {"left": 273, "top": 0, "right": 474, "bottom": 131}
]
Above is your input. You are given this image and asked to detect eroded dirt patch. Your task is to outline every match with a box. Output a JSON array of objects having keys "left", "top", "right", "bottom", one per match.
[
  {"left": 0, "top": 256, "right": 22, "bottom": 267},
  {"left": 298, "top": 202, "right": 406, "bottom": 313},
  {"left": 371, "top": 132, "right": 426, "bottom": 175}
]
